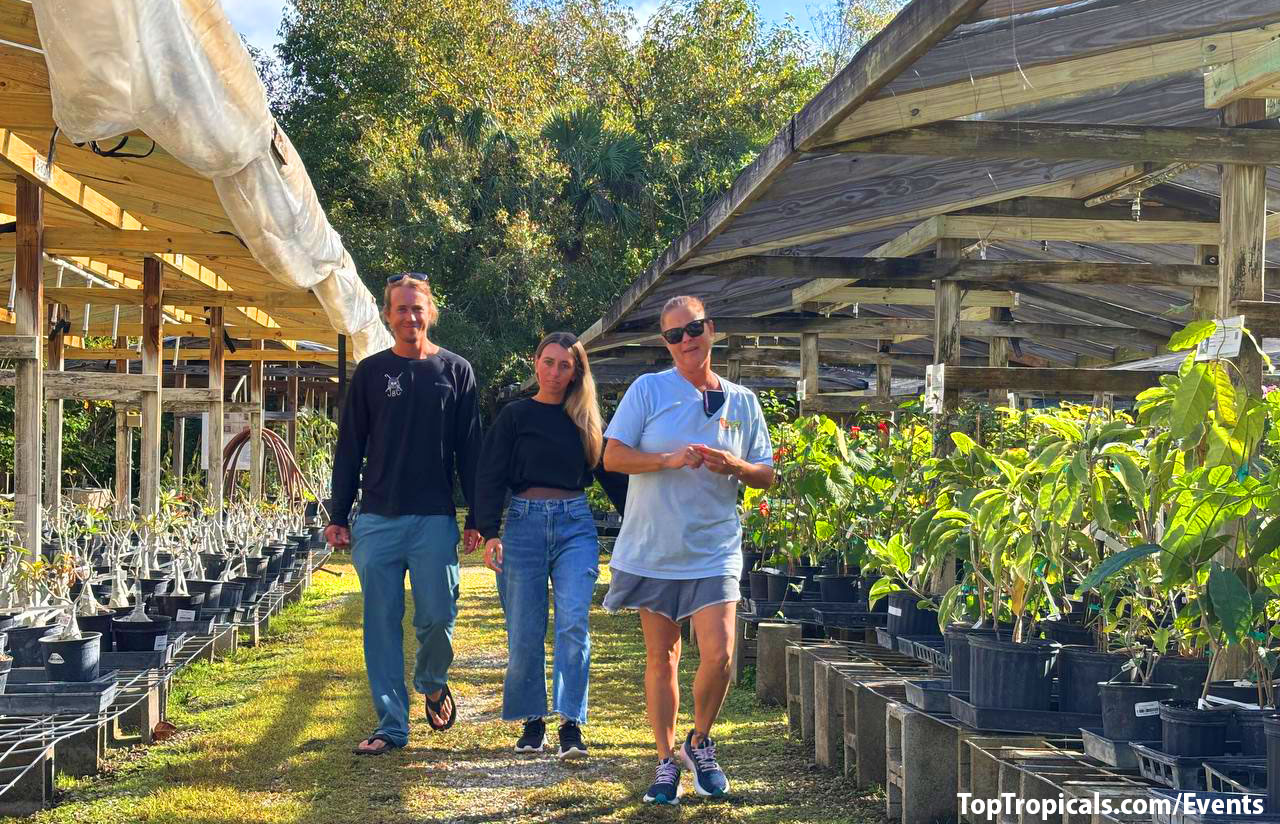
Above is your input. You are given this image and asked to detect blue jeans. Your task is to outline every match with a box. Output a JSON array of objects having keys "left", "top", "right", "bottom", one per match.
[
  {"left": 351, "top": 512, "right": 460, "bottom": 747},
  {"left": 497, "top": 496, "right": 599, "bottom": 724}
]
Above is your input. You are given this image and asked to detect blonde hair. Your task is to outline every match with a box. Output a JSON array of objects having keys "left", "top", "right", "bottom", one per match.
[
  {"left": 382, "top": 275, "right": 440, "bottom": 328},
  {"left": 536, "top": 332, "right": 603, "bottom": 467},
  {"left": 660, "top": 295, "right": 706, "bottom": 325}
]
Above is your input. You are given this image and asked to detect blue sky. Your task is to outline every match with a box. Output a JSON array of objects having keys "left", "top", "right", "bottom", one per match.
[{"left": 224, "top": 0, "right": 814, "bottom": 53}]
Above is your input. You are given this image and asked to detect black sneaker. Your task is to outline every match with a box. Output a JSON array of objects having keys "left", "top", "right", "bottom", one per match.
[
  {"left": 642, "top": 757, "right": 681, "bottom": 805},
  {"left": 558, "top": 720, "right": 587, "bottom": 760},
  {"left": 515, "top": 718, "right": 546, "bottom": 753},
  {"left": 679, "top": 730, "right": 729, "bottom": 797}
]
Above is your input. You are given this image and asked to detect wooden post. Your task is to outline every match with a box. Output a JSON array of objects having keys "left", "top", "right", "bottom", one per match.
[
  {"left": 1193, "top": 245, "right": 1220, "bottom": 321},
  {"left": 249, "top": 341, "right": 265, "bottom": 501},
  {"left": 44, "top": 303, "right": 66, "bottom": 518},
  {"left": 933, "top": 239, "right": 966, "bottom": 453},
  {"left": 800, "top": 333, "right": 819, "bottom": 414},
  {"left": 207, "top": 308, "right": 225, "bottom": 516},
  {"left": 114, "top": 337, "right": 132, "bottom": 517},
  {"left": 987, "top": 307, "right": 1011, "bottom": 406},
  {"left": 724, "top": 336, "right": 743, "bottom": 383},
  {"left": 287, "top": 365, "right": 300, "bottom": 456},
  {"left": 1212, "top": 99, "right": 1267, "bottom": 680},
  {"left": 138, "top": 258, "right": 162, "bottom": 518},
  {"left": 876, "top": 339, "right": 892, "bottom": 401},
  {"left": 14, "top": 178, "right": 44, "bottom": 553},
  {"left": 171, "top": 373, "right": 186, "bottom": 488}
]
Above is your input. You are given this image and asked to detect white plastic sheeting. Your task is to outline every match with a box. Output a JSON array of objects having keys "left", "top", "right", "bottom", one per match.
[{"left": 30, "top": 0, "right": 391, "bottom": 359}]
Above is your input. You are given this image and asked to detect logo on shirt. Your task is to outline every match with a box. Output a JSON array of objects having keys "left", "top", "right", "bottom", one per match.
[
  {"left": 384, "top": 373, "right": 404, "bottom": 398},
  {"left": 720, "top": 418, "right": 742, "bottom": 432}
]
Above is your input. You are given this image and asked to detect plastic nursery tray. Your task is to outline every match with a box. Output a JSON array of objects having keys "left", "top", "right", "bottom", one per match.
[
  {"left": 875, "top": 627, "right": 896, "bottom": 650},
  {"left": 0, "top": 669, "right": 119, "bottom": 714},
  {"left": 170, "top": 618, "right": 216, "bottom": 635},
  {"left": 812, "top": 608, "right": 887, "bottom": 629},
  {"left": 1149, "top": 789, "right": 1276, "bottom": 824},
  {"left": 904, "top": 679, "right": 967, "bottom": 714},
  {"left": 1129, "top": 743, "right": 1259, "bottom": 791},
  {"left": 1204, "top": 759, "right": 1267, "bottom": 794},
  {"left": 100, "top": 649, "right": 167, "bottom": 671},
  {"left": 911, "top": 639, "right": 950, "bottom": 672},
  {"left": 1079, "top": 727, "right": 1153, "bottom": 770},
  {"left": 948, "top": 695, "right": 1102, "bottom": 734}
]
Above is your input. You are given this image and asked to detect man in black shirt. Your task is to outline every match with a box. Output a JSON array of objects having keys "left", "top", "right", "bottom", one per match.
[{"left": 325, "top": 273, "right": 483, "bottom": 754}]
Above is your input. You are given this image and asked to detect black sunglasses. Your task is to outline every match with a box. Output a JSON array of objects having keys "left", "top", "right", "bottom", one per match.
[
  {"left": 387, "top": 272, "right": 429, "bottom": 285},
  {"left": 660, "top": 318, "right": 711, "bottom": 345}
]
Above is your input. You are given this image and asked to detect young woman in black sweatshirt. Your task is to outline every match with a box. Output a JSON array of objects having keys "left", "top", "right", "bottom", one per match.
[{"left": 475, "top": 331, "right": 626, "bottom": 760}]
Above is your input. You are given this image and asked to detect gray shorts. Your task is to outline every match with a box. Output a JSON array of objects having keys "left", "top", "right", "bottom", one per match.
[{"left": 602, "top": 570, "right": 740, "bottom": 623}]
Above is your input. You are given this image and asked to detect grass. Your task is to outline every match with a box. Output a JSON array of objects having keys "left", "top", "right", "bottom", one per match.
[{"left": 4, "top": 557, "right": 885, "bottom": 823}]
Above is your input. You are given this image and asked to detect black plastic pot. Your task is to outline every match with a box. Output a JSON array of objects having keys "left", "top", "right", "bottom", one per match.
[
  {"left": 1264, "top": 714, "right": 1280, "bottom": 812},
  {"left": 1098, "top": 681, "right": 1177, "bottom": 742},
  {"left": 0, "top": 611, "right": 21, "bottom": 633},
  {"left": 0, "top": 656, "right": 12, "bottom": 693},
  {"left": 4, "top": 625, "right": 55, "bottom": 668},
  {"left": 112, "top": 615, "right": 173, "bottom": 653},
  {"left": 1058, "top": 647, "right": 1128, "bottom": 716},
  {"left": 858, "top": 576, "right": 888, "bottom": 613},
  {"left": 199, "top": 553, "right": 227, "bottom": 580},
  {"left": 766, "top": 573, "right": 800, "bottom": 603},
  {"left": 235, "top": 575, "right": 264, "bottom": 604},
  {"left": 186, "top": 580, "right": 224, "bottom": 615},
  {"left": 749, "top": 570, "right": 773, "bottom": 602},
  {"left": 243, "top": 556, "right": 270, "bottom": 577},
  {"left": 1152, "top": 656, "right": 1213, "bottom": 703},
  {"left": 76, "top": 612, "right": 116, "bottom": 654},
  {"left": 1207, "top": 680, "right": 1262, "bottom": 704},
  {"left": 40, "top": 633, "right": 101, "bottom": 682},
  {"left": 944, "top": 626, "right": 1005, "bottom": 693},
  {"left": 969, "top": 637, "right": 1056, "bottom": 711},
  {"left": 1237, "top": 707, "right": 1270, "bottom": 757},
  {"left": 886, "top": 593, "right": 940, "bottom": 637},
  {"left": 741, "top": 552, "right": 762, "bottom": 585},
  {"left": 1039, "top": 619, "right": 1095, "bottom": 647},
  {"left": 815, "top": 575, "right": 859, "bottom": 604},
  {"left": 152, "top": 593, "right": 206, "bottom": 620},
  {"left": 134, "top": 577, "right": 171, "bottom": 599},
  {"left": 1160, "top": 700, "right": 1230, "bottom": 757},
  {"left": 820, "top": 558, "right": 840, "bottom": 576},
  {"left": 218, "top": 581, "right": 246, "bottom": 610}
]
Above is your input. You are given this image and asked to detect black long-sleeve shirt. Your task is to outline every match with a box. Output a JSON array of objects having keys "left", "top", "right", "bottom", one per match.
[
  {"left": 329, "top": 347, "right": 482, "bottom": 529},
  {"left": 474, "top": 398, "right": 628, "bottom": 540}
]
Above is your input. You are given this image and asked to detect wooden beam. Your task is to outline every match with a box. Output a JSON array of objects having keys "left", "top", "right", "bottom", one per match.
[
  {"left": 939, "top": 215, "right": 1221, "bottom": 246},
  {"left": 988, "top": 308, "right": 1010, "bottom": 406},
  {"left": 62, "top": 347, "right": 347, "bottom": 363},
  {"left": 0, "top": 0, "right": 40, "bottom": 49},
  {"left": 704, "top": 315, "right": 1144, "bottom": 347},
  {"left": 44, "top": 287, "right": 322, "bottom": 310},
  {"left": 800, "top": 333, "right": 819, "bottom": 414},
  {"left": 1206, "top": 39, "right": 1280, "bottom": 109},
  {"left": 1012, "top": 284, "right": 1183, "bottom": 339},
  {"left": 935, "top": 240, "right": 965, "bottom": 423},
  {"left": 939, "top": 366, "right": 1168, "bottom": 394},
  {"left": 40, "top": 371, "right": 157, "bottom": 400},
  {"left": 0, "top": 335, "right": 41, "bottom": 361},
  {"left": 208, "top": 307, "right": 225, "bottom": 516},
  {"left": 823, "top": 121, "right": 1280, "bottom": 166},
  {"left": 789, "top": 219, "right": 943, "bottom": 306},
  {"left": 818, "top": 287, "right": 1016, "bottom": 308},
  {"left": 13, "top": 322, "right": 335, "bottom": 341},
  {"left": 0, "top": 227, "right": 253, "bottom": 258},
  {"left": 13, "top": 176, "right": 42, "bottom": 553},
  {"left": 1220, "top": 100, "right": 1268, "bottom": 397},
  {"left": 816, "top": 24, "right": 1280, "bottom": 145},
  {"left": 803, "top": 395, "right": 910, "bottom": 414}
]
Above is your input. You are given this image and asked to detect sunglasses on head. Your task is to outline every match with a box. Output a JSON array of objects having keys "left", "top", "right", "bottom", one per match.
[
  {"left": 387, "top": 272, "right": 429, "bottom": 285},
  {"left": 660, "top": 318, "right": 710, "bottom": 345}
]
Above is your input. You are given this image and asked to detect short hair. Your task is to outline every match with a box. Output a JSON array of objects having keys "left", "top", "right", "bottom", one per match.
[
  {"left": 382, "top": 276, "right": 439, "bottom": 328},
  {"left": 659, "top": 295, "right": 706, "bottom": 326}
]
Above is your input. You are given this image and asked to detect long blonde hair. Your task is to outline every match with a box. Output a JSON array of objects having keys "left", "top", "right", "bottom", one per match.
[{"left": 536, "top": 332, "right": 603, "bottom": 466}]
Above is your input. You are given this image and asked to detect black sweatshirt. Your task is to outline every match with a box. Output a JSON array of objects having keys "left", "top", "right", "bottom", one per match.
[
  {"left": 329, "top": 347, "right": 482, "bottom": 529},
  {"left": 474, "top": 398, "right": 629, "bottom": 540}
]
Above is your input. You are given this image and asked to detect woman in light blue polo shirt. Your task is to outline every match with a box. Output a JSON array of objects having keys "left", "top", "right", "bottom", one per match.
[{"left": 602, "top": 295, "right": 775, "bottom": 805}]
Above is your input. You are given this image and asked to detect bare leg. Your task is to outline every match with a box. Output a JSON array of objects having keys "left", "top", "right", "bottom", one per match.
[
  {"left": 689, "top": 601, "right": 736, "bottom": 743},
  {"left": 639, "top": 609, "right": 682, "bottom": 759}
]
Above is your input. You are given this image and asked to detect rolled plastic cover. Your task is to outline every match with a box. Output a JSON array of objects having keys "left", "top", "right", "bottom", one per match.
[{"left": 30, "top": 0, "right": 392, "bottom": 359}]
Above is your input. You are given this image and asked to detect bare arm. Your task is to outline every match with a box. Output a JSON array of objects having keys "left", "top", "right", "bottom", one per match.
[{"left": 603, "top": 438, "right": 703, "bottom": 475}]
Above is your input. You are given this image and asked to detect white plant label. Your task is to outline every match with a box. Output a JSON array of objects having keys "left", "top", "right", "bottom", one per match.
[
  {"left": 888, "top": 606, "right": 903, "bottom": 617},
  {"left": 33, "top": 156, "right": 52, "bottom": 183},
  {"left": 153, "top": 634, "right": 168, "bottom": 651},
  {"left": 924, "top": 364, "right": 944, "bottom": 413},
  {"left": 176, "top": 609, "right": 196, "bottom": 622},
  {"left": 1196, "top": 316, "right": 1244, "bottom": 362},
  {"left": 47, "top": 653, "right": 63, "bottom": 665},
  {"left": 795, "top": 379, "right": 807, "bottom": 402},
  {"left": 1134, "top": 700, "right": 1161, "bottom": 717}
]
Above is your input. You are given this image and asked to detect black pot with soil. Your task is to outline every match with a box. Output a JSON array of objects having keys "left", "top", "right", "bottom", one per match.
[
  {"left": 1098, "top": 681, "right": 1177, "bottom": 742},
  {"left": 1039, "top": 618, "right": 1095, "bottom": 647},
  {"left": 886, "top": 593, "right": 940, "bottom": 637},
  {"left": 766, "top": 572, "right": 801, "bottom": 603},
  {"left": 1264, "top": 714, "right": 1280, "bottom": 812},
  {"left": 199, "top": 553, "right": 228, "bottom": 580},
  {"left": 815, "top": 574, "right": 859, "bottom": 604},
  {"left": 1206, "top": 680, "right": 1263, "bottom": 704},
  {"left": 741, "top": 552, "right": 762, "bottom": 586},
  {"left": 76, "top": 612, "right": 117, "bottom": 654},
  {"left": 748, "top": 569, "right": 774, "bottom": 601},
  {"left": 968, "top": 637, "right": 1056, "bottom": 711},
  {"left": 945, "top": 625, "right": 1008, "bottom": 694},
  {"left": 1058, "top": 647, "right": 1128, "bottom": 716},
  {"left": 4, "top": 624, "right": 55, "bottom": 668},
  {"left": 235, "top": 575, "right": 265, "bottom": 604},
  {"left": 112, "top": 615, "right": 173, "bottom": 653},
  {"left": 186, "top": 580, "right": 225, "bottom": 616},
  {"left": 1159, "top": 700, "right": 1230, "bottom": 757},
  {"left": 218, "top": 580, "right": 247, "bottom": 611},
  {"left": 40, "top": 633, "right": 101, "bottom": 682},
  {"left": 858, "top": 576, "right": 888, "bottom": 613},
  {"left": 1151, "top": 656, "right": 1213, "bottom": 703},
  {"left": 1237, "top": 707, "right": 1270, "bottom": 757},
  {"left": 152, "top": 593, "right": 206, "bottom": 621}
]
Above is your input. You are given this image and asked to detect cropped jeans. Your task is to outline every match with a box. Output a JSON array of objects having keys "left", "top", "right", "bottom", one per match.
[
  {"left": 497, "top": 495, "right": 600, "bottom": 724},
  {"left": 351, "top": 512, "right": 461, "bottom": 747}
]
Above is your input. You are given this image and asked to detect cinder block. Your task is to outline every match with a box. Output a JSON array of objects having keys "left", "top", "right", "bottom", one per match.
[
  {"left": 800, "top": 644, "right": 846, "bottom": 744},
  {"left": 814, "top": 659, "right": 847, "bottom": 769},
  {"left": 756, "top": 623, "right": 800, "bottom": 708},
  {"left": 886, "top": 702, "right": 963, "bottom": 824},
  {"left": 0, "top": 745, "right": 53, "bottom": 816},
  {"left": 787, "top": 645, "right": 803, "bottom": 736},
  {"left": 56, "top": 724, "right": 105, "bottom": 778},
  {"left": 853, "top": 680, "right": 905, "bottom": 789}
]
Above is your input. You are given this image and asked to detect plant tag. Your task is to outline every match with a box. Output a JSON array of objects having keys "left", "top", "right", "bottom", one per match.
[
  {"left": 924, "top": 365, "right": 944, "bottom": 413},
  {"left": 33, "top": 156, "right": 52, "bottom": 183},
  {"left": 153, "top": 634, "right": 168, "bottom": 651},
  {"left": 887, "top": 606, "right": 902, "bottom": 617},
  {"left": 176, "top": 609, "right": 196, "bottom": 622},
  {"left": 47, "top": 653, "right": 63, "bottom": 665},
  {"left": 1134, "top": 701, "right": 1161, "bottom": 717},
  {"left": 795, "top": 379, "right": 806, "bottom": 402},
  {"left": 1196, "top": 316, "right": 1244, "bottom": 361}
]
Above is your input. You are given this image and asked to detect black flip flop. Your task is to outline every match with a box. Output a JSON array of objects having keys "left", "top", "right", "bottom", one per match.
[
  {"left": 353, "top": 732, "right": 399, "bottom": 755},
  {"left": 425, "top": 684, "right": 457, "bottom": 731}
]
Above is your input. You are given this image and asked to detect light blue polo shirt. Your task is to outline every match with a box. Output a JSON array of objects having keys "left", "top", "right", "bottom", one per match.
[{"left": 604, "top": 369, "right": 773, "bottom": 580}]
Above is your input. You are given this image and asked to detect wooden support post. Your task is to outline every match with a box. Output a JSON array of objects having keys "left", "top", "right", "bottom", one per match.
[
  {"left": 114, "top": 336, "right": 132, "bottom": 517},
  {"left": 934, "top": 239, "right": 967, "bottom": 452},
  {"left": 171, "top": 373, "right": 186, "bottom": 487},
  {"left": 139, "top": 259, "right": 162, "bottom": 519},
  {"left": 987, "top": 307, "right": 1011, "bottom": 406},
  {"left": 724, "top": 336, "right": 743, "bottom": 383},
  {"left": 876, "top": 339, "right": 892, "bottom": 401},
  {"left": 1193, "top": 245, "right": 1220, "bottom": 321},
  {"left": 249, "top": 341, "right": 264, "bottom": 501},
  {"left": 14, "top": 178, "right": 43, "bottom": 553},
  {"left": 44, "top": 303, "right": 66, "bottom": 518},
  {"left": 287, "top": 365, "right": 299, "bottom": 456},
  {"left": 1214, "top": 100, "right": 1267, "bottom": 681},
  {"left": 800, "top": 333, "right": 819, "bottom": 415},
  {"left": 207, "top": 308, "right": 225, "bottom": 517}
]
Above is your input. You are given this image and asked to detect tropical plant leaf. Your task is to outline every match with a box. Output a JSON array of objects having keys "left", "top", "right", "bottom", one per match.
[
  {"left": 867, "top": 575, "right": 901, "bottom": 609},
  {"left": 1168, "top": 319, "right": 1217, "bottom": 352},
  {"left": 1208, "top": 562, "right": 1252, "bottom": 645},
  {"left": 1075, "top": 543, "right": 1162, "bottom": 594},
  {"left": 1170, "top": 362, "right": 1215, "bottom": 441}
]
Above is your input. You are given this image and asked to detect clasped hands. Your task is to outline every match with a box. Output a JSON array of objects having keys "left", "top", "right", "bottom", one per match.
[{"left": 663, "top": 444, "right": 741, "bottom": 477}]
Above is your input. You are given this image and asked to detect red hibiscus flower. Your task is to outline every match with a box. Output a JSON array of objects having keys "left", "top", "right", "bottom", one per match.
[
  {"left": 758, "top": 499, "right": 771, "bottom": 517},
  {"left": 877, "top": 420, "right": 890, "bottom": 434}
]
